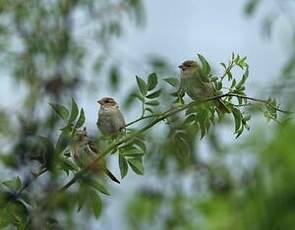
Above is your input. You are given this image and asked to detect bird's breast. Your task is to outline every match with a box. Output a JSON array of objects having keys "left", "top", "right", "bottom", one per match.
[{"left": 97, "top": 108, "right": 125, "bottom": 135}]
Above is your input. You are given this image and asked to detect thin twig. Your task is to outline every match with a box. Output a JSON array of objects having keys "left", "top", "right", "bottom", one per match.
[
  {"left": 227, "top": 93, "right": 290, "bottom": 113},
  {"left": 221, "top": 55, "right": 235, "bottom": 80},
  {"left": 15, "top": 167, "right": 47, "bottom": 198},
  {"left": 124, "top": 113, "right": 159, "bottom": 127}
]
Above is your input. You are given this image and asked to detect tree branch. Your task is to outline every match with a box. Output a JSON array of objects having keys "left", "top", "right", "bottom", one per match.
[{"left": 57, "top": 92, "right": 289, "bottom": 193}]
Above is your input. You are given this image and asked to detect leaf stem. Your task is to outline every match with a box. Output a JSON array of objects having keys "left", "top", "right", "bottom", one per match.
[{"left": 221, "top": 57, "right": 235, "bottom": 80}]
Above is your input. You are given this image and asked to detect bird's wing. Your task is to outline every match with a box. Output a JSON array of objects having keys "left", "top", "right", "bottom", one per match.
[{"left": 117, "top": 110, "right": 125, "bottom": 127}]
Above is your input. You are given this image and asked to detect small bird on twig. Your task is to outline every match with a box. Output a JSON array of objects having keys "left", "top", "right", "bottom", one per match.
[
  {"left": 71, "top": 128, "right": 120, "bottom": 184},
  {"left": 97, "top": 97, "right": 126, "bottom": 136},
  {"left": 179, "top": 60, "right": 229, "bottom": 113}
]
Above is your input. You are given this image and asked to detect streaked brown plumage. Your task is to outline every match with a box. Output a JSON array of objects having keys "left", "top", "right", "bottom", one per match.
[
  {"left": 70, "top": 128, "right": 120, "bottom": 183},
  {"left": 97, "top": 97, "right": 125, "bottom": 136},
  {"left": 179, "top": 60, "right": 229, "bottom": 113}
]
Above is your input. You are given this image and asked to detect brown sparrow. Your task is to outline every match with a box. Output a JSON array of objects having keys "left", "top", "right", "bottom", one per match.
[
  {"left": 70, "top": 128, "right": 120, "bottom": 183},
  {"left": 179, "top": 60, "right": 229, "bottom": 113},
  {"left": 97, "top": 97, "right": 125, "bottom": 136}
]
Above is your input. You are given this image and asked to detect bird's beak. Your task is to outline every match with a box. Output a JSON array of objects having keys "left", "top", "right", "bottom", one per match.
[
  {"left": 97, "top": 100, "right": 102, "bottom": 105},
  {"left": 178, "top": 65, "right": 184, "bottom": 70}
]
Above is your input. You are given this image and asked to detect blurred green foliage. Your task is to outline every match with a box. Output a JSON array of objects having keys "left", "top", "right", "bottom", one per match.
[
  {"left": 0, "top": 0, "right": 294, "bottom": 229},
  {"left": 123, "top": 1, "right": 295, "bottom": 230}
]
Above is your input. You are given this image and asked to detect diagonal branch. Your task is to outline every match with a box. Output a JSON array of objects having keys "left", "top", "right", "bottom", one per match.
[{"left": 58, "top": 92, "right": 289, "bottom": 193}]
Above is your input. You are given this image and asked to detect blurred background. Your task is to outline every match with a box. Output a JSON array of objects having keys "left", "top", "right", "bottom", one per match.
[{"left": 0, "top": 0, "right": 295, "bottom": 229}]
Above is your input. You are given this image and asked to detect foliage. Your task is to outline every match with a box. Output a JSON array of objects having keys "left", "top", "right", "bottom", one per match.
[
  {"left": 0, "top": 51, "right": 288, "bottom": 228},
  {"left": 0, "top": 0, "right": 293, "bottom": 229}
]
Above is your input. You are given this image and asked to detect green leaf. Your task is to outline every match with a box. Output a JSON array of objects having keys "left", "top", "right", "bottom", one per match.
[
  {"left": 69, "top": 97, "right": 79, "bottom": 123},
  {"left": 0, "top": 201, "right": 28, "bottom": 228},
  {"left": 264, "top": 98, "right": 278, "bottom": 121},
  {"left": 128, "top": 158, "right": 144, "bottom": 175},
  {"left": 232, "top": 108, "right": 242, "bottom": 133},
  {"left": 90, "top": 191, "right": 102, "bottom": 218},
  {"left": 235, "top": 125, "right": 244, "bottom": 138},
  {"left": 164, "top": 77, "right": 179, "bottom": 87},
  {"left": 198, "top": 54, "right": 211, "bottom": 76},
  {"left": 109, "top": 65, "right": 120, "bottom": 90},
  {"left": 146, "top": 89, "right": 162, "bottom": 99},
  {"left": 59, "top": 157, "right": 79, "bottom": 174},
  {"left": 184, "top": 114, "right": 196, "bottom": 125},
  {"left": 145, "top": 100, "right": 159, "bottom": 106},
  {"left": 84, "top": 178, "right": 110, "bottom": 196},
  {"left": 136, "top": 76, "right": 147, "bottom": 96},
  {"left": 77, "top": 185, "right": 87, "bottom": 212},
  {"left": 120, "top": 144, "right": 144, "bottom": 156},
  {"left": 220, "top": 62, "right": 227, "bottom": 69},
  {"left": 75, "top": 108, "right": 85, "bottom": 129},
  {"left": 237, "top": 56, "right": 248, "bottom": 69},
  {"left": 196, "top": 108, "right": 210, "bottom": 123},
  {"left": 145, "top": 107, "right": 154, "bottom": 114},
  {"left": 0, "top": 207, "right": 10, "bottom": 228},
  {"left": 227, "top": 71, "right": 233, "bottom": 80},
  {"left": 244, "top": 0, "right": 261, "bottom": 16},
  {"left": 176, "top": 136, "right": 190, "bottom": 159},
  {"left": 133, "top": 138, "right": 147, "bottom": 153},
  {"left": 19, "top": 192, "right": 31, "bottom": 206},
  {"left": 2, "top": 177, "right": 22, "bottom": 191},
  {"left": 37, "top": 136, "right": 55, "bottom": 168},
  {"left": 119, "top": 155, "right": 128, "bottom": 179},
  {"left": 216, "top": 81, "right": 222, "bottom": 90},
  {"left": 211, "top": 77, "right": 218, "bottom": 82},
  {"left": 147, "top": 73, "right": 158, "bottom": 91},
  {"left": 56, "top": 125, "right": 72, "bottom": 154},
  {"left": 199, "top": 122, "right": 206, "bottom": 139},
  {"left": 244, "top": 66, "right": 249, "bottom": 78},
  {"left": 49, "top": 103, "right": 69, "bottom": 120},
  {"left": 230, "top": 79, "right": 236, "bottom": 88},
  {"left": 236, "top": 68, "right": 249, "bottom": 89},
  {"left": 133, "top": 92, "right": 145, "bottom": 102},
  {"left": 123, "top": 148, "right": 145, "bottom": 157}
]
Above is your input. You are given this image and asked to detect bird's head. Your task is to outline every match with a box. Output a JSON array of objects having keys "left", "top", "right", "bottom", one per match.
[
  {"left": 178, "top": 60, "right": 199, "bottom": 72},
  {"left": 97, "top": 97, "right": 118, "bottom": 109}
]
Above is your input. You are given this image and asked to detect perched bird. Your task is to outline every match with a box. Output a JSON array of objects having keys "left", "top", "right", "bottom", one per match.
[
  {"left": 178, "top": 60, "right": 229, "bottom": 113},
  {"left": 70, "top": 128, "right": 120, "bottom": 183},
  {"left": 97, "top": 97, "right": 125, "bottom": 136}
]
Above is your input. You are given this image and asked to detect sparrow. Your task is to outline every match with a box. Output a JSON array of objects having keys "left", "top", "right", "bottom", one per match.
[
  {"left": 178, "top": 60, "right": 229, "bottom": 113},
  {"left": 70, "top": 128, "right": 120, "bottom": 183},
  {"left": 97, "top": 97, "right": 125, "bottom": 136}
]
